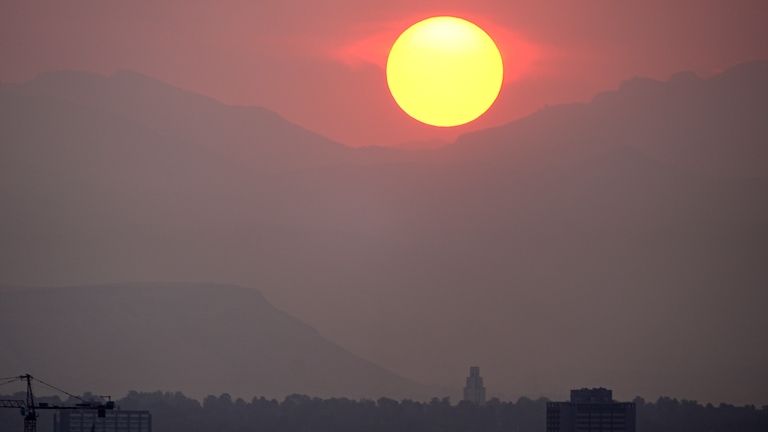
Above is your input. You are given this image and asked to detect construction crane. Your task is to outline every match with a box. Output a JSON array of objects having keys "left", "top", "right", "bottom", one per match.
[{"left": 0, "top": 374, "right": 114, "bottom": 432}]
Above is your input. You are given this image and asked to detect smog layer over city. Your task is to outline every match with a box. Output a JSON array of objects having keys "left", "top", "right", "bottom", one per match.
[{"left": 1, "top": 1, "right": 767, "bottom": 431}]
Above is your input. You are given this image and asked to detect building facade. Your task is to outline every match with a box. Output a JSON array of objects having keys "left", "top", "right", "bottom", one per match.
[
  {"left": 462, "top": 366, "right": 486, "bottom": 404},
  {"left": 53, "top": 410, "right": 151, "bottom": 432},
  {"left": 546, "top": 388, "right": 635, "bottom": 432}
]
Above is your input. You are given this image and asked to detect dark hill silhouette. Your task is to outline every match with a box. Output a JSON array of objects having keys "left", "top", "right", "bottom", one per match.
[
  {"left": 0, "top": 283, "right": 424, "bottom": 399},
  {"left": 0, "top": 62, "right": 766, "bottom": 404}
]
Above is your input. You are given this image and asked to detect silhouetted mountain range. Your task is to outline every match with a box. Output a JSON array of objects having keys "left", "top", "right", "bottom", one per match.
[
  {"left": 0, "top": 283, "right": 423, "bottom": 399},
  {"left": 1, "top": 62, "right": 766, "bottom": 404},
  {"left": 453, "top": 61, "right": 768, "bottom": 177}
]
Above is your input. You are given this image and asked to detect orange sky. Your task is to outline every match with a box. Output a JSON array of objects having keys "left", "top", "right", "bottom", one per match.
[{"left": 2, "top": 0, "right": 767, "bottom": 147}]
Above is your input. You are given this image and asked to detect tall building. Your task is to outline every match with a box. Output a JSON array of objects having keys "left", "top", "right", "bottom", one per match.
[
  {"left": 546, "top": 388, "right": 635, "bottom": 432},
  {"left": 462, "top": 366, "right": 486, "bottom": 404},
  {"left": 53, "top": 409, "right": 151, "bottom": 432}
]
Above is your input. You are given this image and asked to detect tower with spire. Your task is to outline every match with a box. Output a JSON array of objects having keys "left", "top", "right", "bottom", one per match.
[{"left": 462, "top": 366, "right": 486, "bottom": 404}]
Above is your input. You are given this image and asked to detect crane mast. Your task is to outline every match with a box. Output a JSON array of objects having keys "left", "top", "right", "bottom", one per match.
[{"left": 23, "top": 374, "right": 36, "bottom": 432}]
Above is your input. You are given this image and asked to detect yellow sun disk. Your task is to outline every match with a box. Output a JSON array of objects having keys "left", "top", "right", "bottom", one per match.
[{"left": 386, "top": 17, "right": 504, "bottom": 127}]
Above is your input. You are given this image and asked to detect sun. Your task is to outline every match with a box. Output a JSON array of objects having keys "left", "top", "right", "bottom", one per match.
[{"left": 386, "top": 16, "right": 504, "bottom": 127}]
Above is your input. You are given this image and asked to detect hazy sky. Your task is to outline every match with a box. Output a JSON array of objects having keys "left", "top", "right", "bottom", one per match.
[
  {"left": 2, "top": 1, "right": 766, "bottom": 146},
  {"left": 2, "top": 0, "right": 768, "bottom": 405}
]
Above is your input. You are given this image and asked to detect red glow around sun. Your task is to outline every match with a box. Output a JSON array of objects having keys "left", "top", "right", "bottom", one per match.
[{"left": 331, "top": 14, "right": 546, "bottom": 85}]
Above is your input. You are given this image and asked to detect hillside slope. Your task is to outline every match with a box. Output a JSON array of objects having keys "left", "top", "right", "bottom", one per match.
[{"left": 0, "top": 283, "right": 423, "bottom": 399}]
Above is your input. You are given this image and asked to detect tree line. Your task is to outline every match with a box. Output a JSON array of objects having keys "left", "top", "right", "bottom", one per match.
[{"left": 1, "top": 391, "right": 766, "bottom": 432}]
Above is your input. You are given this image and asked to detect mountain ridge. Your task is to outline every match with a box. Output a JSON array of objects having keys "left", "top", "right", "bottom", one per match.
[
  {"left": 1, "top": 60, "right": 767, "bottom": 404},
  {"left": 450, "top": 60, "right": 768, "bottom": 178}
]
